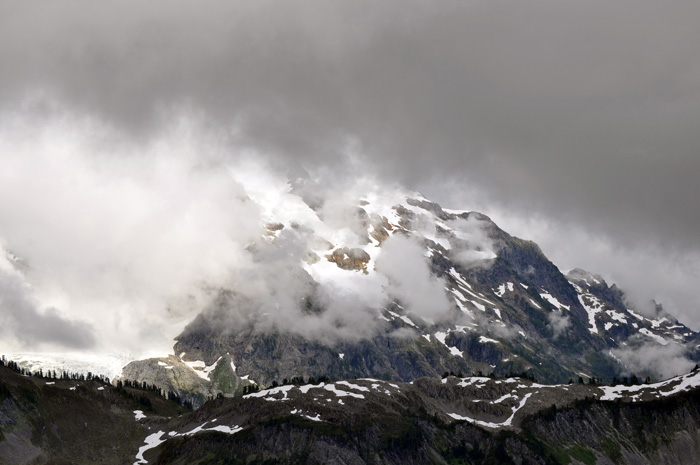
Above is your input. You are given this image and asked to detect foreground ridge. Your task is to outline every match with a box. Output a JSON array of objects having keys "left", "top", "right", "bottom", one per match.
[{"left": 3, "top": 362, "right": 700, "bottom": 464}]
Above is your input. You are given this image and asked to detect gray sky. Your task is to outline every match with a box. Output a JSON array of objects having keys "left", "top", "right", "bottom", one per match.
[{"left": 1, "top": 0, "right": 699, "bottom": 338}]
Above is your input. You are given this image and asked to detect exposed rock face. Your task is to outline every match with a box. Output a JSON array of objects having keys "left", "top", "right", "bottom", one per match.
[
  {"left": 172, "top": 309, "right": 471, "bottom": 389},
  {"left": 369, "top": 214, "right": 393, "bottom": 244},
  {"left": 264, "top": 222, "right": 285, "bottom": 236},
  {"left": 120, "top": 353, "right": 253, "bottom": 409},
  {"left": 326, "top": 247, "right": 371, "bottom": 273}
]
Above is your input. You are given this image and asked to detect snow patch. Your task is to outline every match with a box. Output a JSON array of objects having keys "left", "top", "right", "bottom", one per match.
[
  {"left": 449, "top": 346, "right": 464, "bottom": 357},
  {"left": 539, "top": 292, "right": 570, "bottom": 311},
  {"left": 134, "top": 431, "right": 166, "bottom": 464},
  {"left": 207, "top": 425, "right": 243, "bottom": 434},
  {"left": 448, "top": 268, "right": 472, "bottom": 289},
  {"left": 639, "top": 328, "right": 669, "bottom": 345},
  {"left": 244, "top": 384, "right": 295, "bottom": 400},
  {"left": 577, "top": 293, "right": 603, "bottom": 334},
  {"left": 606, "top": 310, "right": 628, "bottom": 324},
  {"left": 434, "top": 331, "right": 448, "bottom": 345},
  {"left": 322, "top": 383, "right": 365, "bottom": 399},
  {"left": 627, "top": 309, "right": 646, "bottom": 321},
  {"left": 448, "top": 393, "right": 533, "bottom": 428},
  {"left": 336, "top": 380, "right": 370, "bottom": 392}
]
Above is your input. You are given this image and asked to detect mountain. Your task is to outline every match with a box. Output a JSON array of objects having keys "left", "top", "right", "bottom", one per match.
[
  {"left": 4, "top": 183, "right": 700, "bottom": 463},
  {"left": 4, "top": 361, "right": 700, "bottom": 464},
  {"left": 118, "top": 184, "right": 700, "bottom": 406}
]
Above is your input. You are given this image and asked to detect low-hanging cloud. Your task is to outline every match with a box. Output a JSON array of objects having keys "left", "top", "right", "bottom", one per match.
[
  {"left": 611, "top": 341, "right": 695, "bottom": 381},
  {"left": 446, "top": 216, "right": 499, "bottom": 269},
  {"left": 0, "top": 109, "right": 264, "bottom": 355},
  {"left": 375, "top": 234, "right": 452, "bottom": 323},
  {"left": 0, "top": 111, "right": 459, "bottom": 353},
  {"left": 224, "top": 228, "right": 389, "bottom": 345},
  {"left": 547, "top": 310, "right": 570, "bottom": 339}
]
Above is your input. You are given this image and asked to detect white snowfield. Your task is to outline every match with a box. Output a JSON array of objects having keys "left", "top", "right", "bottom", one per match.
[
  {"left": 180, "top": 420, "right": 243, "bottom": 436},
  {"left": 638, "top": 328, "right": 669, "bottom": 345},
  {"left": 243, "top": 384, "right": 295, "bottom": 401}
]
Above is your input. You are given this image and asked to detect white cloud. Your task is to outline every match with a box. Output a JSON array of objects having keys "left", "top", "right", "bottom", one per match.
[
  {"left": 375, "top": 235, "right": 452, "bottom": 323},
  {"left": 611, "top": 342, "right": 695, "bottom": 380},
  {"left": 0, "top": 108, "right": 262, "bottom": 355}
]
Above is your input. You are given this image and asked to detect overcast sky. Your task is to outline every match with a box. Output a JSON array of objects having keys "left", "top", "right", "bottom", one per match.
[{"left": 1, "top": 0, "right": 699, "bottom": 348}]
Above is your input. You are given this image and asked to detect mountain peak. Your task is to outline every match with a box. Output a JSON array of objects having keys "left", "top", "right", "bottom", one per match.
[{"left": 566, "top": 268, "right": 607, "bottom": 287}]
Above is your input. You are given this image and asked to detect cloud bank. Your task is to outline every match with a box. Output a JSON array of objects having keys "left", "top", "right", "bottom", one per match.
[
  {"left": 0, "top": 109, "right": 263, "bottom": 354},
  {"left": 611, "top": 342, "right": 695, "bottom": 381},
  {"left": 2, "top": 0, "right": 699, "bottom": 253}
]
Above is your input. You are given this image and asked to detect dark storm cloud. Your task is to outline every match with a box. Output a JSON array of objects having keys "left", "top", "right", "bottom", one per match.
[
  {"left": 2, "top": 0, "right": 699, "bottom": 249},
  {"left": 1, "top": 1, "right": 699, "bottom": 323}
]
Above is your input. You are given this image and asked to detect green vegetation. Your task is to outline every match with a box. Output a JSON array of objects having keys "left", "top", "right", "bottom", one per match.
[
  {"left": 601, "top": 437, "right": 623, "bottom": 464},
  {"left": 566, "top": 444, "right": 597, "bottom": 465}
]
